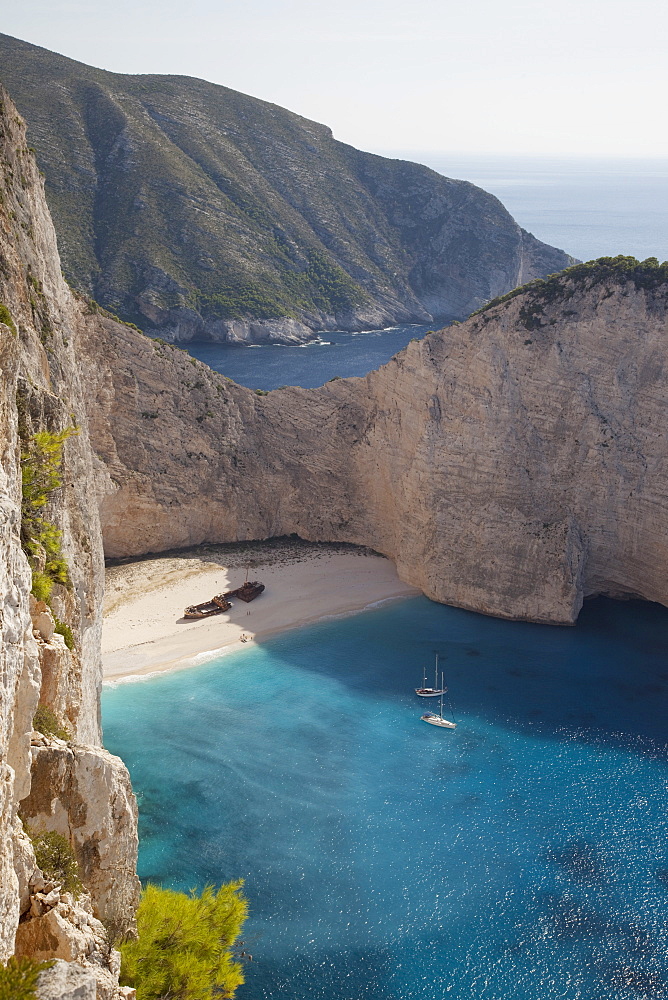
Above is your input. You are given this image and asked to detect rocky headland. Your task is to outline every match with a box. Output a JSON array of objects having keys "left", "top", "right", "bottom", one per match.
[{"left": 0, "top": 33, "right": 574, "bottom": 344}]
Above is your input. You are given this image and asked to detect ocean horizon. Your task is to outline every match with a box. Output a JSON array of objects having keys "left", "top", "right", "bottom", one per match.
[{"left": 393, "top": 153, "right": 668, "bottom": 265}]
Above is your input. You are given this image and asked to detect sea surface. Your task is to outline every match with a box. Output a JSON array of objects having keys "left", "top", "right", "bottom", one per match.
[
  {"left": 186, "top": 157, "right": 668, "bottom": 390},
  {"left": 186, "top": 325, "right": 432, "bottom": 391},
  {"left": 102, "top": 595, "right": 668, "bottom": 1000}
]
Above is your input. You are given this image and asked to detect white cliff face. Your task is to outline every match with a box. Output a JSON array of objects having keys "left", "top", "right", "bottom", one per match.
[
  {"left": 0, "top": 320, "right": 41, "bottom": 960},
  {"left": 0, "top": 88, "right": 139, "bottom": 993},
  {"left": 78, "top": 268, "right": 668, "bottom": 626},
  {"left": 21, "top": 740, "right": 140, "bottom": 933}
]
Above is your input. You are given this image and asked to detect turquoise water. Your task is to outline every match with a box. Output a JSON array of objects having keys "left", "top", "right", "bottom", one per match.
[{"left": 102, "top": 596, "right": 668, "bottom": 999}]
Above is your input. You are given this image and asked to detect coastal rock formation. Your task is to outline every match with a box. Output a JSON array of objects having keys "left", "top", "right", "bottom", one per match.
[
  {"left": 36, "top": 961, "right": 136, "bottom": 1000},
  {"left": 0, "top": 33, "right": 573, "bottom": 343},
  {"left": 79, "top": 261, "right": 668, "bottom": 625},
  {"left": 0, "top": 88, "right": 138, "bottom": 995},
  {"left": 14, "top": 890, "right": 124, "bottom": 998},
  {"left": 21, "top": 740, "right": 140, "bottom": 932}
]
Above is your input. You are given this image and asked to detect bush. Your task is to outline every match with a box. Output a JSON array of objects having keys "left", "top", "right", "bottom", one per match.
[
  {"left": 29, "top": 829, "right": 82, "bottom": 896},
  {"left": 33, "top": 704, "right": 71, "bottom": 741},
  {"left": 30, "top": 569, "right": 53, "bottom": 602},
  {"left": 0, "top": 302, "right": 16, "bottom": 336},
  {"left": 0, "top": 957, "right": 53, "bottom": 1000},
  {"left": 20, "top": 428, "right": 75, "bottom": 598},
  {"left": 53, "top": 617, "right": 75, "bottom": 651},
  {"left": 120, "top": 882, "right": 248, "bottom": 1000}
]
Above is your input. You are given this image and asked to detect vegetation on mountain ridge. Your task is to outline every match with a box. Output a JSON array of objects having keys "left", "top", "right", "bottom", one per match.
[
  {"left": 473, "top": 255, "right": 668, "bottom": 330},
  {"left": 0, "top": 32, "right": 573, "bottom": 339}
]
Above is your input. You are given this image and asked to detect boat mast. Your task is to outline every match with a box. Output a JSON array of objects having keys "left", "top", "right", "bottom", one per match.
[
  {"left": 439, "top": 673, "right": 444, "bottom": 719},
  {"left": 434, "top": 652, "right": 439, "bottom": 691}
]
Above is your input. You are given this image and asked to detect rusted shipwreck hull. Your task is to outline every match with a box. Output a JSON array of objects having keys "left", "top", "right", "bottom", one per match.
[
  {"left": 225, "top": 581, "right": 265, "bottom": 603},
  {"left": 184, "top": 595, "right": 232, "bottom": 619}
]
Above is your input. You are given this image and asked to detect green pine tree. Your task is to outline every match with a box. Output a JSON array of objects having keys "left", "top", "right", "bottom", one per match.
[{"left": 120, "top": 882, "right": 248, "bottom": 1000}]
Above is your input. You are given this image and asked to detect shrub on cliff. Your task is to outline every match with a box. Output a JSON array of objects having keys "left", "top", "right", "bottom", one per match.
[
  {"left": 120, "top": 882, "right": 248, "bottom": 1000},
  {"left": 20, "top": 427, "right": 76, "bottom": 600},
  {"left": 0, "top": 302, "right": 16, "bottom": 336},
  {"left": 0, "top": 957, "right": 52, "bottom": 1000},
  {"left": 33, "top": 704, "right": 71, "bottom": 741},
  {"left": 29, "top": 829, "right": 83, "bottom": 896}
]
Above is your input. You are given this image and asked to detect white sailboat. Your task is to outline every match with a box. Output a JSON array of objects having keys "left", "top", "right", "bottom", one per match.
[
  {"left": 415, "top": 652, "right": 447, "bottom": 698},
  {"left": 421, "top": 671, "right": 457, "bottom": 729}
]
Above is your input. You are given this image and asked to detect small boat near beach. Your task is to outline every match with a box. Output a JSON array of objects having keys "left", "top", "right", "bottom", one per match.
[
  {"left": 224, "top": 581, "right": 265, "bottom": 603},
  {"left": 183, "top": 595, "right": 232, "bottom": 619},
  {"left": 415, "top": 652, "right": 447, "bottom": 697},
  {"left": 421, "top": 670, "right": 457, "bottom": 729}
]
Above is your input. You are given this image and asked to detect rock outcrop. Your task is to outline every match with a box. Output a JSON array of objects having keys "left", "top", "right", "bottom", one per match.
[
  {"left": 21, "top": 738, "right": 139, "bottom": 933},
  {"left": 78, "top": 260, "right": 668, "bottom": 625},
  {"left": 0, "top": 87, "right": 138, "bottom": 997},
  {"left": 0, "top": 32, "right": 574, "bottom": 343}
]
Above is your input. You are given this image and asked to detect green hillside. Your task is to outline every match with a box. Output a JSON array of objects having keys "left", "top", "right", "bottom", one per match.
[{"left": 0, "top": 33, "right": 574, "bottom": 341}]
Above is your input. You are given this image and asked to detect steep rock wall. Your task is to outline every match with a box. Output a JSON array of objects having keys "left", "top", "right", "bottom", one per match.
[
  {"left": 79, "top": 265, "right": 668, "bottom": 625},
  {"left": 0, "top": 87, "right": 138, "bottom": 992}
]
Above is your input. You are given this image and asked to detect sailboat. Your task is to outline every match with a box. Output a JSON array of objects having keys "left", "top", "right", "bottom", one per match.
[
  {"left": 415, "top": 652, "right": 447, "bottom": 697},
  {"left": 421, "top": 671, "right": 457, "bottom": 729}
]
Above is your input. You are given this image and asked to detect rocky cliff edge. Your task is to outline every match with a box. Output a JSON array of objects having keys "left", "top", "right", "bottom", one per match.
[{"left": 0, "top": 88, "right": 138, "bottom": 998}]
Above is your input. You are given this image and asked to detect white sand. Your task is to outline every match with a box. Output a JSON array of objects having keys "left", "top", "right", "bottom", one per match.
[{"left": 102, "top": 543, "right": 419, "bottom": 681}]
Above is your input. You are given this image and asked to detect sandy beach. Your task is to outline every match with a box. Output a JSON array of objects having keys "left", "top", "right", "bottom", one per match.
[{"left": 102, "top": 540, "right": 419, "bottom": 681}]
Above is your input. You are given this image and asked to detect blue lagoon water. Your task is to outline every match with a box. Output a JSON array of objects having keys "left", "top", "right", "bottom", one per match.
[{"left": 102, "top": 596, "right": 668, "bottom": 999}]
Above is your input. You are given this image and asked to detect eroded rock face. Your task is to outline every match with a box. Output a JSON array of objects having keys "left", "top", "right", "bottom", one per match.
[
  {"left": 0, "top": 85, "right": 138, "bottom": 988},
  {"left": 78, "top": 268, "right": 668, "bottom": 624},
  {"left": 20, "top": 743, "right": 140, "bottom": 933},
  {"left": 17, "top": 892, "right": 130, "bottom": 1000},
  {"left": 37, "top": 960, "right": 97, "bottom": 1000},
  {"left": 0, "top": 320, "right": 40, "bottom": 957}
]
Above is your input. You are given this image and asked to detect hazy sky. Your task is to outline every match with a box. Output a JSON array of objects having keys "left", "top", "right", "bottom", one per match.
[{"left": 2, "top": 0, "right": 667, "bottom": 157}]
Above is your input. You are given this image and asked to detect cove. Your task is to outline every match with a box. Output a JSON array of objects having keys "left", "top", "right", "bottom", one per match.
[
  {"left": 185, "top": 324, "right": 433, "bottom": 390},
  {"left": 102, "top": 596, "right": 668, "bottom": 999}
]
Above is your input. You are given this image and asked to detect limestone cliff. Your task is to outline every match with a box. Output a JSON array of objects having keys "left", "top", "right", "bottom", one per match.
[
  {"left": 78, "top": 259, "right": 668, "bottom": 625},
  {"left": 0, "top": 88, "right": 138, "bottom": 997}
]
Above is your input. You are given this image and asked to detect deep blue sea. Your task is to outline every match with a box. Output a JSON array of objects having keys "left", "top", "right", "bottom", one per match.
[
  {"left": 186, "top": 325, "right": 431, "bottom": 391},
  {"left": 102, "top": 596, "right": 668, "bottom": 1000}
]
